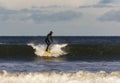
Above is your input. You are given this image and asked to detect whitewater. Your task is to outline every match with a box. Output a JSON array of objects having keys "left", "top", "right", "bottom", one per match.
[
  {"left": 28, "top": 43, "right": 67, "bottom": 57},
  {"left": 0, "top": 71, "right": 120, "bottom": 83}
]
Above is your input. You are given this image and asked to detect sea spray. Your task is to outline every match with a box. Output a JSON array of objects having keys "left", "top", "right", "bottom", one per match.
[
  {"left": 28, "top": 43, "right": 67, "bottom": 57},
  {"left": 0, "top": 71, "right": 120, "bottom": 83}
]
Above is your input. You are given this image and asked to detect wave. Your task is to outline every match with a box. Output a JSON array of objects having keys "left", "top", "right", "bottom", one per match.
[
  {"left": 0, "top": 44, "right": 120, "bottom": 61},
  {"left": 0, "top": 70, "right": 120, "bottom": 83},
  {"left": 28, "top": 43, "right": 67, "bottom": 57},
  {"left": 0, "top": 44, "right": 35, "bottom": 60}
]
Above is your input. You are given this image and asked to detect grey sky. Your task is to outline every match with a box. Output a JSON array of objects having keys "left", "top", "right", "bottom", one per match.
[
  {"left": 0, "top": 0, "right": 120, "bottom": 36},
  {"left": 99, "top": 10, "right": 120, "bottom": 22}
]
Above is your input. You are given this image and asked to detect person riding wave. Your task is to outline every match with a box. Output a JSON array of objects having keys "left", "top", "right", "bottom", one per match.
[{"left": 45, "top": 31, "right": 53, "bottom": 51}]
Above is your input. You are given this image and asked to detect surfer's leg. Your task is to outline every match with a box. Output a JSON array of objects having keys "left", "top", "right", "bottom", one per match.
[
  {"left": 46, "top": 41, "right": 50, "bottom": 51},
  {"left": 46, "top": 44, "right": 49, "bottom": 51}
]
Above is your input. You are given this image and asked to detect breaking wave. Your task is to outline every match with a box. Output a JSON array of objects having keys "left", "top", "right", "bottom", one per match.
[
  {"left": 28, "top": 43, "right": 67, "bottom": 57},
  {"left": 0, "top": 70, "right": 120, "bottom": 83},
  {"left": 0, "top": 44, "right": 120, "bottom": 61}
]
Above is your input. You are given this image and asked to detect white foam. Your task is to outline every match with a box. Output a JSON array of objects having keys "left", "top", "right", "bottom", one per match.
[
  {"left": 28, "top": 43, "right": 67, "bottom": 57},
  {"left": 0, "top": 71, "right": 120, "bottom": 83}
]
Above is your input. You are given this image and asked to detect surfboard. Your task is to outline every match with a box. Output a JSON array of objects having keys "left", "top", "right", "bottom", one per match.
[{"left": 43, "top": 50, "right": 52, "bottom": 56}]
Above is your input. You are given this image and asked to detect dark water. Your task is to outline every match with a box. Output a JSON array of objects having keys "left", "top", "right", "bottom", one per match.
[
  {"left": 0, "top": 36, "right": 120, "bottom": 72},
  {"left": 1, "top": 36, "right": 120, "bottom": 45},
  {"left": 1, "top": 44, "right": 120, "bottom": 61},
  {"left": 0, "top": 36, "right": 120, "bottom": 61}
]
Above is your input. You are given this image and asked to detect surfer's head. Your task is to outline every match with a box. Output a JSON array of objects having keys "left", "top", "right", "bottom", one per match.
[{"left": 50, "top": 31, "right": 53, "bottom": 35}]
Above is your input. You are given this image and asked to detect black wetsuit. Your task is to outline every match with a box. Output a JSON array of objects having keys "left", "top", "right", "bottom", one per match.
[{"left": 45, "top": 32, "right": 53, "bottom": 51}]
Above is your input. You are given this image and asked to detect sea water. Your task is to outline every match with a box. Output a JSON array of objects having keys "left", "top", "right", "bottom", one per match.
[{"left": 0, "top": 36, "right": 120, "bottom": 83}]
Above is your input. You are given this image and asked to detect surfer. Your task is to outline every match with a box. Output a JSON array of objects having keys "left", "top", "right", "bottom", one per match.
[{"left": 45, "top": 31, "right": 53, "bottom": 51}]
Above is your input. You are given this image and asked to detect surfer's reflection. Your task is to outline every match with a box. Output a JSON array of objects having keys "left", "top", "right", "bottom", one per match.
[{"left": 34, "top": 57, "right": 66, "bottom": 62}]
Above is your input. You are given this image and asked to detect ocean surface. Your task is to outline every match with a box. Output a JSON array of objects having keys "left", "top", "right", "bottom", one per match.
[{"left": 0, "top": 36, "right": 120, "bottom": 83}]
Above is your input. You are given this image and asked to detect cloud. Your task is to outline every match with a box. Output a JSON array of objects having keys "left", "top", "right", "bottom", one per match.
[
  {"left": 31, "top": 11, "right": 82, "bottom": 23},
  {"left": 0, "top": 7, "right": 82, "bottom": 23},
  {"left": 98, "top": 10, "right": 120, "bottom": 22},
  {"left": 79, "top": 0, "right": 120, "bottom": 8},
  {"left": 99, "top": 0, "right": 114, "bottom": 4},
  {"left": 79, "top": 4, "right": 113, "bottom": 8},
  {"left": 0, "top": 0, "right": 99, "bottom": 10},
  {"left": 99, "top": 0, "right": 120, "bottom": 4},
  {"left": 0, "top": 8, "right": 31, "bottom": 22}
]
